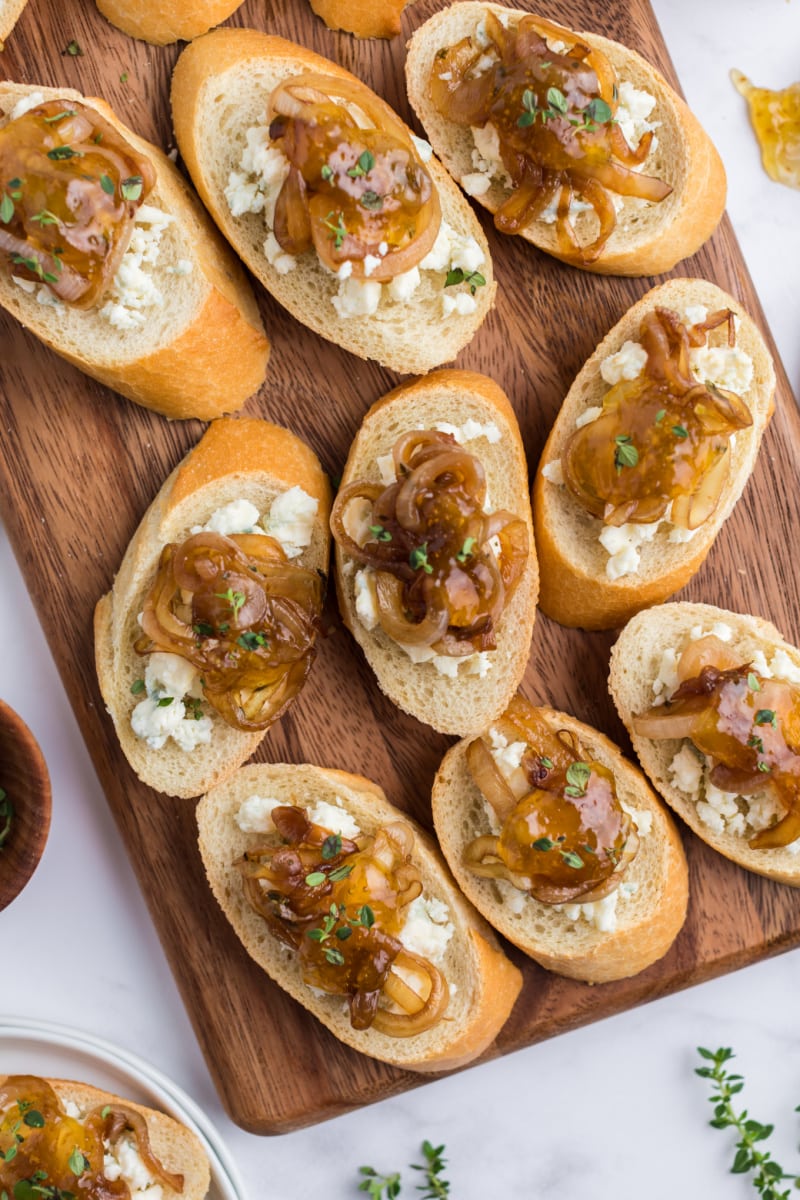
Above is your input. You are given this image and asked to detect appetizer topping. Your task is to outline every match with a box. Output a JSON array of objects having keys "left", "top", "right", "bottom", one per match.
[
  {"left": 236, "top": 805, "right": 449, "bottom": 1035},
  {"left": 464, "top": 697, "right": 638, "bottom": 903},
  {"left": 732, "top": 69, "right": 800, "bottom": 191},
  {"left": 0, "top": 786, "right": 11, "bottom": 850},
  {"left": 562, "top": 307, "right": 753, "bottom": 530},
  {"left": 0, "top": 99, "right": 155, "bottom": 305},
  {"left": 331, "top": 430, "right": 528, "bottom": 656},
  {"left": 267, "top": 72, "right": 441, "bottom": 280},
  {"left": 0, "top": 1075, "right": 184, "bottom": 1198},
  {"left": 428, "top": 13, "right": 671, "bottom": 261},
  {"left": 635, "top": 635, "right": 800, "bottom": 850},
  {"left": 135, "top": 530, "right": 323, "bottom": 733}
]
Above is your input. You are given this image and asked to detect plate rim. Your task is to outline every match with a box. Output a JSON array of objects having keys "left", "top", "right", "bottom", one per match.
[{"left": 0, "top": 1014, "right": 248, "bottom": 1200}]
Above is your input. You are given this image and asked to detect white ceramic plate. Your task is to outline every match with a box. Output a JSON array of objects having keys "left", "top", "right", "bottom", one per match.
[{"left": 0, "top": 1016, "right": 247, "bottom": 1200}]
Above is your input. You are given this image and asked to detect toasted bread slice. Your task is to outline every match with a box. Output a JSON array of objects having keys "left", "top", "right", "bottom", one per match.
[
  {"left": 0, "top": 83, "right": 268, "bottom": 420},
  {"left": 0, "top": 1077, "right": 210, "bottom": 1200},
  {"left": 170, "top": 28, "right": 495, "bottom": 375},
  {"left": 332, "top": 369, "right": 538, "bottom": 736},
  {"left": 609, "top": 601, "right": 800, "bottom": 887},
  {"left": 309, "top": 0, "right": 416, "bottom": 39},
  {"left": 532, "top": 279, "right": 775, "bottom": 630},
  {"left": 0, "top": 0, "right": 27, "bottom": 42},
  {"left": 95, "top": 0, "right": 244, "bottom": 45},
  {"left": 432, "top": 703, "right": 688, "bottom": 983},
  {"left": 405, "top": 2, "right": 726, "bottom": 276},
  {"left": 94, "top": 418, "right": 331, "bottom": 799},
  {"left": 197, "top": 762, "right": 522, "bottom": 1072}
]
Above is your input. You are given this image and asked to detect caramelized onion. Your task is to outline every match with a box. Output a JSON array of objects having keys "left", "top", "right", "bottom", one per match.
[
  {"left": 330, "top": 431, "right": 528, "bottom": 657},
  {"left": 634, "top": 645, "right": 800, "bottom": 850},
  {"left": 0, "top": 99, "right": 155, "bottom": 306},
  {"left": 562, "top": 307, "right": 752, "bottom": 530},
  {"left": 235, "top": 806, "right": 449, "bottom": 1036},
  {"left": 267, "top": 73, "right": 440, "bottom": 280},
  {"left": 136, "top": 530, "right": 323, "bottom": 732},
  {"left": 464, "top": 697, "right": 636, "bottom": 904},
  {"left": 429, "top": 13, "right": 671, "bottom": 262}
]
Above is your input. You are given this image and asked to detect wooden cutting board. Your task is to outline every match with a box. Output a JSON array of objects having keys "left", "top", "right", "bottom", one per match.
[{"left": 2, "top": 0, "right": 799, "bottom": 1135}]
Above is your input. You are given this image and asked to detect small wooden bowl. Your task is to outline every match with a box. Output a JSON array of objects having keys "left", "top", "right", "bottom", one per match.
[{"left": 0, "top": 698, "right": 51, "bottom": 911}]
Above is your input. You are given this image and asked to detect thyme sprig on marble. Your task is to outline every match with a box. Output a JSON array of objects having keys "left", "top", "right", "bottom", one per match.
[{"left": 358, "top": 1140, "right": 449, "bottom": 1198}]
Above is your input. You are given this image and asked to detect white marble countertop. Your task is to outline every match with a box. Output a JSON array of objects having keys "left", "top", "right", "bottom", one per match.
[{"left": 2, "top": 2, "right": 800, "bottom": 1197}]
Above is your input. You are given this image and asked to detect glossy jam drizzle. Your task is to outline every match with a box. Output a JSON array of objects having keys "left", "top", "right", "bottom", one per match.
[
  {"left": 267, "top": 72, "right": 441, "bottom": 279},
  {"left": 236, "top": 805, "right": 448, "bottom": 1034},
  {"left": 732, "top": 70, "right": 800, "bottom": 190},
  {"left": 634, "top": 635, "right": 800, "bottom": 849},
  {"left": 0, "top": 99, "right": 154, "bottom": 305},
  {"left": 429, "top": 13, "right": 670, "bottom": 261},
  {"left": 330, "top": 430, "right": 528, "bottom": 657},
  {"left": 0, "top": 1075, "right": 183, "bottom": 1199},
  {"left": 136, "top": 531, "right": 323, "bottom": 732},
  {"left": 562, "top": 307, "right": 753, "bottom": 530},
  {"left": 464, "top": 696, "right": 637, "bottom": 904}
]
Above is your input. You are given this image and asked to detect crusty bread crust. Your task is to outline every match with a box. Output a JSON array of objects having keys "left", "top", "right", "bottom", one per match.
[
  {"left": 197, "top": 762, "right": 522, "bottom": 1072},
  {"left": 96, "top": 0, "right": 244, "bottom": 45},
  {"left": 170, "top": 28, "right": 495, "bottom": 376},
  {"left": 609, "top": 602, "right": 800, "bottom": 887},
  {"left": 94, "top": 417, "right": 332, "bottom": 799},
  {"left": 405, "top": 2, "right": 727, "bottom": 276},
  {"left": 532, "top": 279, "right": 775, "bottom": 630},
  {"left": 0, "top": 1078, "right": 210, "bottom": 1200},
  {"left": 0, "top": 0, "right": 27, "bottom": 41},
  {"left": 0, "top": 83, "right": 268, "bottom": 420},
  {"left": 309, "top": 0, "right": 416, "bottom": 39},
  {"left": 432, "top": 705, "right": 689, "bottom": 983},
  {"left": 333, "top": 369, "right": 538, "bottom": 736}
]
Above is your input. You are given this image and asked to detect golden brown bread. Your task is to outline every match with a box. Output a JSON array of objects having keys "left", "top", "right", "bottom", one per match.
[{"left": 95, "top": 0, "right": 244, "bottom": 45}]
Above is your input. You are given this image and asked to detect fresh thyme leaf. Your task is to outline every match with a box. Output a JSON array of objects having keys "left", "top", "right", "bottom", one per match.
[
  {"left": 321, "top": 833, "right": 342, "bottom": 860},
  {"left": 754, "top": 709, "right": 777, "bottom": 727},
  {"left": 348, "top": 149, "right": 375, "bottom": 177},
  {"left": 237, "top": 631, "right": 268, "bottom": 651},
  {"left": 357, "top": 1166, "right": 402, "bottom": 1198},
  {"left": 539, "top": 756, "right": 554, "bottom": 770},
  {"left": 360, "top": 190, "right": 383, "bottom": 210},
  {"left": 560, "top": 849, "right": 584, "bottom": 869},
  {"left": 747, "top": 672, "right": 761, "bottom": 692},
  {"left": 672, "top": 424, "right": 689, "bottom": 439},
  {"left": 215, "top": 587, "right": 246, "bottom": 617},
  {"left": 517, "top": 88, "right": 538, "bottom": 127},
  {"left": 547, "top": 86, "right": 568, "bottom": 114},
  {"left": 655, "top": 409, "right": 666, "bottom": 424},
  {"left": 532, "top": 837, "right": 554, "bottom": 852},
  {"left": 369, "top": 523, "right": 392, "bottom": 542},
  {"left": 321, "top": 164, "right": 334, "bottom": 182},
  {"left": 412, "top": 1140, "right": 450, "bottom": 1199},
  {"left": 130, "top": 678, "right": 146, "bottom": 695},
  {"left": 100, "top": 174, "right": 115, "bottom": 195},
  {"left": 64, "top": 38, "right": 83, "bottom": 56},
  {"left": 47, "top": 146, "right": 81, "bottom": 161},
  {"left": 323, "top": 210, "right": 347, "bottom": 249},
  {"left": 30, "top": 210, "right": 59, "bottom": 226},
  {"left": 305, "top": 871, "right": 326, "bottom": 887},
  {"left": 585, "top": 96, "right": 613, "bottom": 124},
  {"left": 324, "top": 946, "right": 345, "bottom": 967},
  {"left": 444, "top": 266, "right": 486, "bottom": 294},
  {"left": 0, "top": 193, "right": 13, "bottom": 223},
  {"left": 156, "top": 696, "right": 174, "bottom": 708},
  {"left": 614, "top": 434, "right": 638, "bottom": 471},
  {"left": 328, "top": 863, "right": 353, "bottom": 882},
  {"left": 22, "top": 1111, "right": 44, "bottom": 1128},
  {"left": 456, "top": 536, "right": 477, "bottom": 563},
  {"left": 409, "top": 544, "right": 433, "bottom": 574},
  {"left": 564, "top": 761, "right": 591, "bottom": 797},
  {"left": 68, "top": 1147, "right": 88, "bottom": 1175},
  {"left": 43, "top": 110, "right": 76, "bottom": 123},
  {"left": 121, "top": 176, "right": 143, "bottom": 202},
  {"left": 695, "top": 1046, "right": 800, "bottom": 1197}
]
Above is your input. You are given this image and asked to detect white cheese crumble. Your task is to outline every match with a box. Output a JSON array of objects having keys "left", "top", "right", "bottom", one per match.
[
  {"left": 9, "top": 91, "right": 46, "bottom": 120},
  {"left": 433, "top": 418, "right": 500, "bottom": 444},
  {"left": 99, "top": 205, "right": 186, "bottom": 331},
  {"left": 130, "top": 652, "right": 211, "bottom": 752},
  {"left": 600, "top": 341, "right": 649, "bottom": 385},
  {"left": 264, "top": 486, "right": 319, "bottom": 558},
  {"left": 236, "top": 794, "right": 284, "bottom": 833},
  {"left": 104, "top": 1136, "right": 163, "bottom": 1199},
  {"left": 307, "top": 798, "right": 362, "bottom": 839},
  {"left": 541, "top": 459, "right": 564, "bottom": 485},
  {"left": 195, "top": 497, "right": 263, "bottom": 536},
  {"left": 399, "top": 895, "right": 454, "bottom": 965}
]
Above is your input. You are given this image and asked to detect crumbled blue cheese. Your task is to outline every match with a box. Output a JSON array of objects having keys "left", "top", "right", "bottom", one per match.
[
  {"left": 264, "top": 486, "right": 319, "bottom": 558},
  {"left": 307, "top": 798, "right": 362, "bottom": 839},
  {"left": 690, "top": 345, "right": 754, "bottom": 394},
  {"left": 354, "top": 568, "right": 380, "bottom": 630},
  {"left": 399, "top": 895, "right": 454, "bottom": 964},
  {"left": 488, "top": 727, "right": 527, "bottom": 775},
  {"left": 195, "top": 498, "right": 263, "bottom": 536},
  {"left": 600, "top": 341, "right": 649, "bottom": 385},
  {"left": 332, "top": 276, "right": 382, "bottom": 318},
  {"left": 615, "top": 81, "right": 660, "bottom": 153},
  {"left": 103, "top": 1136, "right": 163, "bottom": 1200},
  {"left": 99, "top": 205, "right": 181, "bottom": 331},
  {"left": 130, "top": 652, "right": 211, "bottom": 752},
  {"left": 236, "top": 794, "right": 284, "bottom": 833},
  {"left": 599, "top": 520, "right": 661, "bottom": 581}
]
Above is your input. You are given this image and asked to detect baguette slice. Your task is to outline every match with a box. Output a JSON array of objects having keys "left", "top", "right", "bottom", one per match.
[
  {"left": 197, "top": 762, "right": 523, "bottom": 1072},
  {"left": 170, "top": 28, "right": 495, "bottom": 376},
  {"left": 95, "top": 0, "right": 244, "bottom": 45},
  {"left": 95, "top": 417, "right": 331, "bottom": 799},
  {"left": 432, "top": 703, "right": 688, "bottom": 983},
  {"left": 0, "top": 83, "right": 268, "bottom": 420},
  {"left": 333, "top": 369, "right": 538, "bottom": 736},
  {"left": 309, "top": 0, "right": 416, "bottom": 39},
  {"left": 0, "top": 1078, "right": 210, "bottom": 1200},
  {"left": 533, "top": 279, "right": 775, "bottom": 630},
  {"left": 405, "top": 2, "right": 726, "bottom": 276},
  {"left": 0, "top": 0, "right": 27, "bottom": 42},
  {"left": 610, "top": 601, "right": 800, "bottom": 887}
]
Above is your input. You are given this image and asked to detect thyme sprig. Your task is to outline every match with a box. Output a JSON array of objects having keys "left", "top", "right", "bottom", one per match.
[
  {"left": 695, "top": 1046, "right": 800, "bottom": 1199},
  {"left": 358, "top": 1141, "right": 449, "bottom": 1198}
]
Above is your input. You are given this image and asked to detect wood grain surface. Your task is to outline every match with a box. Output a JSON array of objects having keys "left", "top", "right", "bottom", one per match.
[{"left": 1, "top": 0, "right": 799, "bottom": 1135}]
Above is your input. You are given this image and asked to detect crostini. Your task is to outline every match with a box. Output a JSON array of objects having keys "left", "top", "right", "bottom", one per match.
[
  {"left": 0, "top": 83, "right": 268, "bottom": 420},
  {"left": 0, "top": 1075, "right": 210, "bottom": 1200},
  {"left": 95, "top": 418, "right": 331, "bottom": 799},
  {"left": 96, "top": 0, "right": 244, "bottom": 45},
  {"left": 197, "top": 762, "right": 523, "bottom": 1071},
  {"left": 431, "top": 695, "right": 689, "bottom": 983},
  {"left": 610, "top": 602, "right": 800, "bottom": 887},
  {"left": 533, "top": 279, "right": 775, "bottom": 630},
  {"left": 0, "top": 0, "right": 27, "bottom": 44},
  {"left": 405, "top": 3, "right": 726, "bottom": 275},
  {"left": 170, "top": 29, "right": 495, "bottom": 375},
  {"left": 329, "top": 369, "right": 538, "bottom": 736},
  {"left": 309, "top": 0, "right": 414, "bottom": 39}
]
